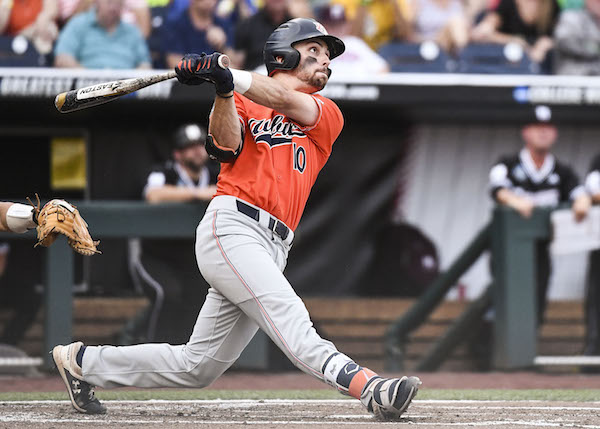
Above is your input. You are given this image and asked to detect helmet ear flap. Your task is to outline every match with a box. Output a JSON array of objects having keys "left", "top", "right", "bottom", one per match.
[{"left": 266, "top": 47, "right": 301, "bottom": 75}]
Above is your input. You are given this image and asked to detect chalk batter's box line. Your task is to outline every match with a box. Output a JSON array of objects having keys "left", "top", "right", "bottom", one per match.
[
  {"left": 2, "top": 399, "right": 600, "bottom": 406},
  {"left": 1, "top": 416, "right": 600, "bottom": 428}
]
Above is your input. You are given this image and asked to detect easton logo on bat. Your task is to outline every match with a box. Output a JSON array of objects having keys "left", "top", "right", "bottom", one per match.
[{"left": 76, "top": 82, "right": 122, "bottom": 100}]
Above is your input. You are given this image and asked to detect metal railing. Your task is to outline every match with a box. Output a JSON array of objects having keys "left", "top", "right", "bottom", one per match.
[
  {"left": 384, "top": 223, "right": 491, "bottom": 371},
  {"left": 385, "top": 206, "right": 559, "bottom": 371}
]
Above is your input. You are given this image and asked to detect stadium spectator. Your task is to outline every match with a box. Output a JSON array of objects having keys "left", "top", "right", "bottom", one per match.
[
  {"left": 128, "top": 124, "right": 217, "bottom": 344},
  {"left": 317, "top": 4, "right": 390, "bottom": 76},
  {"left": 409, "top": 0, "right": 469, "bottom": 53},
  {"left": 554, "top": 0, "right": 600, "bottom": 75},
  {"left": 215, "top": 0, "right": 256, "bottom": 34},
  {"left": 471, "top": 0, "right": 560, "bottom": 69},
  {"left": 57, "top": 0, "right": 151, "bottom": 37},
  {"left": 333, "top": 0, "right": 412, "bottom": 51},
  {"left": 234, "top": 0, "right": 293, "bottom": 71},
  {"left": 584, "top": 155, "right": 600, "bottom": 359},
  {"left": 0, "top": 0, "right": 59, "bottom": 55},
  {"left": 162, "top": 0, "right": 236, "bottom": 69},
  {"left": 54, "top": 0, "right": 151, "bottom": 69}
]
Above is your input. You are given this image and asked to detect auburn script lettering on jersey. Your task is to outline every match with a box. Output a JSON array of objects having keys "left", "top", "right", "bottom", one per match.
[{"left": 215, "top": 92, "right": 344, "bottom": 230}]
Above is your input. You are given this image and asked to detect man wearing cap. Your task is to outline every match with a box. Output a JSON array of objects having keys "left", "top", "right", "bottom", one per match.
[
  {"left": 466, "top": 106, "right": 594, "bottom": 370},
  {"left": 52, "top": 18, "right": 420, "bottom": 420},
  {"left": 489, "top": 105, "right": 591, "bottom": 324},
  {"left": 129, "top": 124, "right": 217, "bottom": 345}
]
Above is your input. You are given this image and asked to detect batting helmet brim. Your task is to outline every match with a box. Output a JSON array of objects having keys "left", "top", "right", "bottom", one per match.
[{"left": 293, "top": 34, "right": 345, "bottom": 60}]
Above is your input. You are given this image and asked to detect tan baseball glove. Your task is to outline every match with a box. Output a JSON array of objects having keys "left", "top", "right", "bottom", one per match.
[{"left": 31, "top": 196, "right": 100, "bottom": 256}]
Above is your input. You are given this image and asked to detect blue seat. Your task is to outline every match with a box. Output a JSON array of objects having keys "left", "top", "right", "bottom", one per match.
[
  {"left": 378, "top": 42, "right": 454, "bottom": 73},
  {"left": 0, "top": 35, "right": 46, "bottom": 67},
  {"left": 457, "top": 43, "right": 539, "bottom": 74}
]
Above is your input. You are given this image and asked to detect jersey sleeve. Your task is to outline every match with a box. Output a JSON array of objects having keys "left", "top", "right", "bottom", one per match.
[
  {"left": 489, "top": 159, "right": 513, "bottom": 200},
  {"left": 586, "top": 154, "right": 600, "bottom": 195},
  {"left": 298, "top": 95, "right": 344, "bottom": 154},
  {"left": 559, "top": 164, "right": 585, "bottom": 202}
]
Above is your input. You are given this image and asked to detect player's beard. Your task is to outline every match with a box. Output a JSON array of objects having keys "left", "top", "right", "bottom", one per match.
[{"left": 297, "top": 56, "right": 329, "bottom": 91}]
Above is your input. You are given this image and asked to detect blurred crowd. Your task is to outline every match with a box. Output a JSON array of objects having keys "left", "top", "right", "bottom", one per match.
[{"left": 1, "top": 0, "right": 600, "bottom": 74}]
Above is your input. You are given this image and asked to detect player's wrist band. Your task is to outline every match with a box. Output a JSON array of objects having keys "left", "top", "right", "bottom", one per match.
[
  {"left": 231, "top": 69, "right": 252, "bottom": 95},
  {"left": 216, "top": 91, "right": 234, "bottom": 98}
]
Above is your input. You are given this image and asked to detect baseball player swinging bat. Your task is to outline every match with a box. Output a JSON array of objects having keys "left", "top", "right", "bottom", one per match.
[
  {"left": 50, "top": 18, "right": 421, "bottom": 422},
  {"left": 54, "top": 55, "right": 230, "bottom": 113}
]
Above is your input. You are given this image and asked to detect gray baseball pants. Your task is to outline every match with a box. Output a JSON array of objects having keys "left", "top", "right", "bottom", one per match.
[{"left": 82, "top": 196, "right": 342, "bottom": 388}]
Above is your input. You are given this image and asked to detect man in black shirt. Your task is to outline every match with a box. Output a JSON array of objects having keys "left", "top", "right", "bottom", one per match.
[
  {"left": 584, "top": 155, "right": 600, "bottom": 357},
  {"left": 234, "top": 0, "right": 292, "bottom": 70},
  {"left": 489, "top": 105, "right": 590, "bottom": 323},
  {"left": 469, "top": 106, "right": 591, "bottom": 370},
  {"left": 132, "top": 124, "right": 218, "bottom": 344}
]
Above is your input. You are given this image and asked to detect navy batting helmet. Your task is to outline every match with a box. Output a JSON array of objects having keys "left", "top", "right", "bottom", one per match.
[{"left": 263, "top": 18, "right": 345, "bottom": 76}]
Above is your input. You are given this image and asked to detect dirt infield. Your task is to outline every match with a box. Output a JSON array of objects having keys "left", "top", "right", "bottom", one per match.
[{"left": 2, "top": 399, "right": 600, "bottom": 429}]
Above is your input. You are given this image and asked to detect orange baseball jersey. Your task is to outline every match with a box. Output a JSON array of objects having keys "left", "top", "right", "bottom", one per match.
[{"left": 214, "top": 92, "right": 344, "bottom": 231}]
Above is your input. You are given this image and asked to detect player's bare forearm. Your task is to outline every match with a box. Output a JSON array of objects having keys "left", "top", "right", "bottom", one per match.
[
  {"left": 0, "top": 202, "right": 12, "bottom": 232},
  {"left": 243, "top": 72, "right": 319, "bottom": 126},
  {"left": 594, "top": 193, "right": 600, "bottom": 204},
  {"left": 209, "top": 95, "right": 242, "bottom": 151},
  {"left": 145, "top": 185, "right": 216, "bottom": 203}
]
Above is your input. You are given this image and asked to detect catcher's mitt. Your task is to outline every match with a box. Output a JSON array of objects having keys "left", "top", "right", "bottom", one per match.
[{"left": 32, "top": 197, "right": 100, "bottom": 256}]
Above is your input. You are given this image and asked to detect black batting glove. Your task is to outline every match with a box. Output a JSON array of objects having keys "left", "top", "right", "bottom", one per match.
[
  {"left": 175, "top": 53, "right": 208, "bottom": 86},
  {"left": 175, "top": 52, "right": 233, "bottom": 95},
  {"left": 194, "top": 52, "right": 234, "bottom": 96}
]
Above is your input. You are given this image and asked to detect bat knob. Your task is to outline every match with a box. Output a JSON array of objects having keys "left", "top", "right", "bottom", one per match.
[
  {"left": 218, "top": 55, "right": 230, "bottom": 69},
  {"left": 55, "top": 93, "right": 66, "bottom": 112}
]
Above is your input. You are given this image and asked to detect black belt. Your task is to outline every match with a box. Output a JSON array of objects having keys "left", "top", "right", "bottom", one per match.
[{"left": 235, "top": 200, "right": 290, "bottom": 241}]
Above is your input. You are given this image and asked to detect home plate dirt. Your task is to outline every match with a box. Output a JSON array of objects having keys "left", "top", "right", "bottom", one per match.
[{"left": 1, "top": 399, "right": 600, "bottom": 428}]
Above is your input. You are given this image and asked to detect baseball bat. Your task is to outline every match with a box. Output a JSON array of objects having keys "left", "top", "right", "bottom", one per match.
[{"left": 54, "top": 55, "right": 230, "bottom": 113}]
